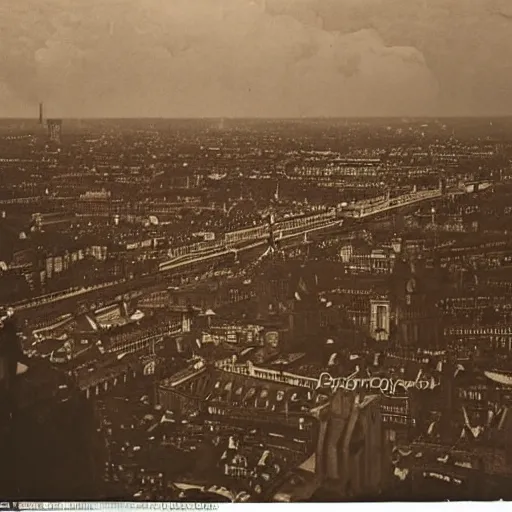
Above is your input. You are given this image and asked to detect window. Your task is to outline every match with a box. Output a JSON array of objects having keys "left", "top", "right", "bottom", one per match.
[{"left": 376, "top": 305, "right": 388, "bottom": 331}]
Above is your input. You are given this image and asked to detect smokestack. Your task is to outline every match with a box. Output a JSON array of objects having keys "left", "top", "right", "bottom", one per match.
[{"left": 39, "top": 103, "right": 44, "bottom": 125}]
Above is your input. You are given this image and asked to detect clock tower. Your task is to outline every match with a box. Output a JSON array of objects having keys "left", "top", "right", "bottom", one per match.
[{"left": 391, "top": 256, "right": 441, "bottom": 350}]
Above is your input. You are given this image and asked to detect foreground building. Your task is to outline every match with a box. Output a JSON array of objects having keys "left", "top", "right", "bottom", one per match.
[
  {"left": 158, "top": 358, "right": 389, "bottom": 501},
  {"left": 0, "top": 357, "right": 106, "bottom": 499}
]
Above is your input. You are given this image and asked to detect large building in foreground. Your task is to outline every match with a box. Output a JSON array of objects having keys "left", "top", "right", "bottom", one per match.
[
  {"left": 158, "top": 360, "right": 390, "bottom": 501},
  {"left": 0, "top": 358, "right": 106, "bottom": 499}
]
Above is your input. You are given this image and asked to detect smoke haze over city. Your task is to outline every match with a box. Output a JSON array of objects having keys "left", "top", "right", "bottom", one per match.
[{"left": 1, "top": 0, "right": 512, "bottom": 118}]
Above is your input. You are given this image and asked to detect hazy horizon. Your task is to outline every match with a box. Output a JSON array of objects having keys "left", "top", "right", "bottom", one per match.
[
  {"left": 2, "top": 0, "right": 512, "bottom": 119},
  {"left": 4, "top": 115, "right": 512, "bottom": 121}
]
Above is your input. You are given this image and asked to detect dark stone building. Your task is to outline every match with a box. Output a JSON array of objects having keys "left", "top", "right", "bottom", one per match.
[{"left": 0, "top": 356, "right": 106, "bottom": 499}]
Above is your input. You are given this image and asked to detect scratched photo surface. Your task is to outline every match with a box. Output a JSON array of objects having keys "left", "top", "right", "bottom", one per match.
[{"left": 1, "top": 0, "right": 512, "bottom": 504}]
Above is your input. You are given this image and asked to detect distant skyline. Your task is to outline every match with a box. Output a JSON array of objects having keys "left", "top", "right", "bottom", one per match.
[
  {"left": 1, "top": 0, "right": 512, "bottom": 118},
  {"left": 5, "top": 115, "right": 512, "bottom": 121}
]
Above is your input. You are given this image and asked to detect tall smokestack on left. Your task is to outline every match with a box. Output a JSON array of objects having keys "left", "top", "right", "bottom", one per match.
[{"left": 39, "top": 103, "right": 44, "bottom": 125}]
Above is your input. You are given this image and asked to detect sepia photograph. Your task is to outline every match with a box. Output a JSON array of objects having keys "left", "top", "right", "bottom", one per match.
[{"left": 1, "top": 0, "right": 512, "bottom": 506}]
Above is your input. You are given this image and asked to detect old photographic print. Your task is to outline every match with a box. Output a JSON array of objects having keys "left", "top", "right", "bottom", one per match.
[{"left": 1, "top": 0, "right": 512, "bottom": 505}]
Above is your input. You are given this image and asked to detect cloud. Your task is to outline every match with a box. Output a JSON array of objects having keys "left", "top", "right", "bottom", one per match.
[
  {"left": 269, "top": 0, "right": 512, "bottom": 115},
  {"left": 0, "top": 0, "right": 438, "bottom": 117}
]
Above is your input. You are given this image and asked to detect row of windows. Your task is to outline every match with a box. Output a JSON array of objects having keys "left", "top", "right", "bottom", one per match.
[
  {"left": 225, "top": 465, "right": 251, "bottom": 478},
  {"left": 459, "top": 390, "right": 484, "bottom": 401},
  {"left": 382, "top": 414, "right": 413, "bottom": 425},
  {"left": 208, "top": 406, "right": 228, "bottom": 415},
  {"left": 111, "top": 327, "right": 179, "bottom": 353},
  {"left": 382, "top": 405, "right": 408, "bottom": 415},
  {"left": 445, "top": 327, "right": 512, "bottom": 335},
  {"left": 448, "top": 337, "right": 512, "bottom": 351},
  {"left": 109, "top": 322, "right": 179, "bottom": 346},
  {"left": 293, "top": 166, "right": 380, "bottom": 176},
  {"left": 224, "top": 365, "right": 318, "bottom": 389},
  {"left": 206, "top": 406, "right": 311, "bottom": 428}
]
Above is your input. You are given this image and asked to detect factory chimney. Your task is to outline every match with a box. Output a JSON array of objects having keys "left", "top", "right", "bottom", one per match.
[{"left": 39, "top": 103, "right": 44, "bottom": 125}]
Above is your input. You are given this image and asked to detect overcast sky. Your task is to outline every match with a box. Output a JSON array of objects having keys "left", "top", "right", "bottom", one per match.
[{"left": 1, "top": 0, "right": 511, "bottom": 118}]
